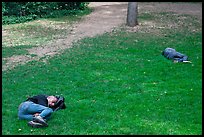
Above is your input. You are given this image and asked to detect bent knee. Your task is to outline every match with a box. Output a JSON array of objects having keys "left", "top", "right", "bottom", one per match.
[
  {"left": 46, "top": 107, "right": 54, "bottom": 112},
  {"left": 44, "top": 107, "right": 53, "bottom": 113}
]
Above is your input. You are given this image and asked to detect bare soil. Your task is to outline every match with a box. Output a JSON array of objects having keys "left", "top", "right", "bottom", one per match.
[{"left": 2, "top": 2, "right": 202, "bottom": 71}]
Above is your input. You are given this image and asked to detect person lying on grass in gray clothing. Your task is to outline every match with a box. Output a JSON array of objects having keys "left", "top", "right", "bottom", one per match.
[
  {"left": 18, "top": 94, "right": 66, "bottom": 128},
  {"left": 162, "top": 47, "right": 191, "bottom": 63}
]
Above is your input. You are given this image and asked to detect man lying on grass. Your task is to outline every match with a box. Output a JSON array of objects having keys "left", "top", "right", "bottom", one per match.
[
  {"left": 162, "top": 47, "right": 191, "bottom": 63},
  {"left": 18, "top": 94, "right": 66, "bottom": 128}
]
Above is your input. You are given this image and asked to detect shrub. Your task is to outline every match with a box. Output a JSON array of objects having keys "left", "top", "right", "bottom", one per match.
[{"left": 2, "top": 2, "right": 90, "bottom": 25}]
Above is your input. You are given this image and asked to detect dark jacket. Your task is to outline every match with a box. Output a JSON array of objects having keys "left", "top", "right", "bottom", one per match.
[
  {"left": 26, "top": 94, "right": 49, "bottom": 107},
  {"left": 26, "top": 94, "right": 66, "bottom": 111}
]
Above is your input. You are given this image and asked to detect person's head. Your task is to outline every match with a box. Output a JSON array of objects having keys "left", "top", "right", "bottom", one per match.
[{"left": 47, "top": 96, "right": 58, "bottom": 107}]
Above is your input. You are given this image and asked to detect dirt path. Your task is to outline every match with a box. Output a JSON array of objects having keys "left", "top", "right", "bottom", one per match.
[{"left": 2, "top": 2, "right": 202, "bottom": 71}]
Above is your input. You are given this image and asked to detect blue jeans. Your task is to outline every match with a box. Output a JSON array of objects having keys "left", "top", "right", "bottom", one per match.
[{"left": 18, "top": 101, "right": 53, "bottom": 121}]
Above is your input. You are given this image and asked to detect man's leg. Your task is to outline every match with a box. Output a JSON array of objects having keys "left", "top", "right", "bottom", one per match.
[
  {"left": 18, "top": 101, "right": 35, "bottom": 120},
  {"left": 27, "top": 102, "right": 53, "bottom": 119},
  {"left": 18, "top": 101, "right": 53, "bottom": 121}
]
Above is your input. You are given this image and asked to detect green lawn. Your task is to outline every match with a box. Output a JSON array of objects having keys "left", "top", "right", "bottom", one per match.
[{"left": 2, "top": 11, "right": 202, "bottom": 135}]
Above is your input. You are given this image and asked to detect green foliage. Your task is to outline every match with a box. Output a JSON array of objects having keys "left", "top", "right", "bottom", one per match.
[
  {"left": 2, "top": 2, "right": 7, "bottom": 15},
  {"left": 2, "top": 2, "right": 90, "bottom": 25},
  {"left": 2, "top": 15, "right": 36, "bottom": 25}
]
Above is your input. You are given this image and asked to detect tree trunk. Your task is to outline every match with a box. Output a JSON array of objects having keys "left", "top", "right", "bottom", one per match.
[{"left": 127, "top": 2, "right": 138, "bottom": 27}]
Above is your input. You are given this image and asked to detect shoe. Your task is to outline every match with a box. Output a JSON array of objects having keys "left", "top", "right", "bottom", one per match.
[
  {"left": 28, "top": 120, "right": 45, "bottom": 128},
  {"left": 33, "top": 115, "right": 48, "bottom": 126}
]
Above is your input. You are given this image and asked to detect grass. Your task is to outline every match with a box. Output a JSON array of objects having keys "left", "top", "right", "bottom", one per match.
[
  {"left": 2, "top": 9, "right": 202, "bottom": 135},
  {"left": 2, "top": 45, "right": 33, "bottom": 58}
]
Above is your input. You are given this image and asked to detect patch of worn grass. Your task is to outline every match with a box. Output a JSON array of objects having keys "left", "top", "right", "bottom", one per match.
[
  {"left": 137, "top": 11, "right": 201, "bottom": 34},
  {"left": 2, "top": 8, "right": 92, "bottom": 66},
  {"left": 3, "top": 23, "right": 68, "bottom": 47},
  {"left": 2, "top": 8, "right": 92, "bottom": 48}
]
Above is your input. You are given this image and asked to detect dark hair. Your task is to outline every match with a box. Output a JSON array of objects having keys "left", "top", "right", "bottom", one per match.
[{"left": 52, "top": 95, "right": 66, "bottom": 111}]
